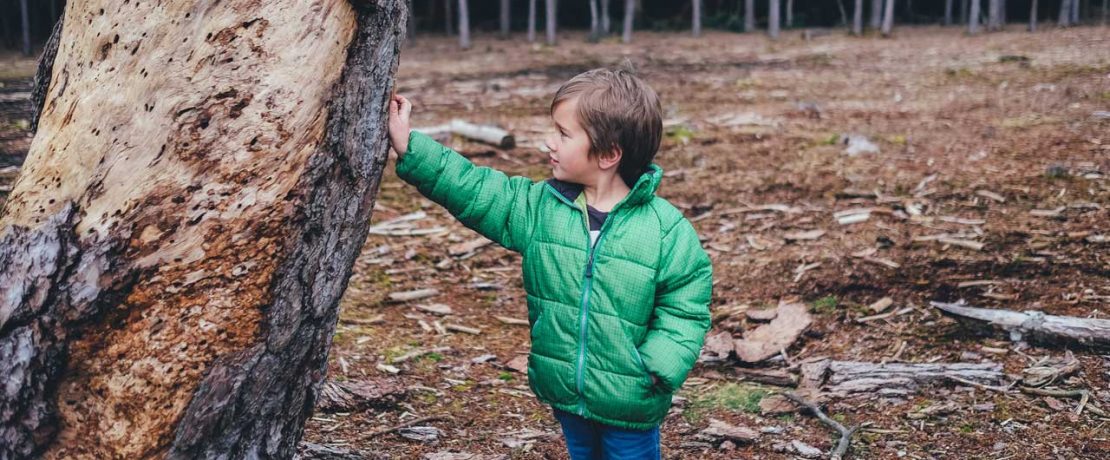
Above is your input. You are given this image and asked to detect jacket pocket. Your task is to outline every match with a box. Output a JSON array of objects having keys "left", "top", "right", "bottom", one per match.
[
  {"left": 530, "top": 310, "right": 544, "bottom": 340},
  {"left": 630, "top": 344, "right": 656, "bottom": 390}
]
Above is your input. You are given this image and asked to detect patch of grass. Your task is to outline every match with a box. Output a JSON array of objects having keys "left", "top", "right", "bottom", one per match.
[
  {"left": 665, "top": 125, "right": 695, "bottom": 145},
  {"left": 498, "top": 371, "right": 515, "bottom": 382},
  {"left": 683, "top": 383, "right": 768, "bottom": 424},
  {"left": 810, "top": 295, "right": 839, "bottom": 314},
  {"left": 819, "top": 133, "right": 840, "bottom": 146}
]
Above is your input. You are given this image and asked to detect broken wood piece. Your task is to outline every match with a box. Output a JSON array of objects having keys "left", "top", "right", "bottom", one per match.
[
  {"left": 936, "top": 237, "right": 985, "bottom": 251},
  {"left": 746, "top": 308, "right": 779, "bottom": 322},
  {"left": 1029, "top": 207, "right": 1066, "bottom": 218},
  {"left": 793, "top": 262, "right": 821, "bottom": 282},
  {"left": 389, "top": 288, "right": 440, "bottom": 302},
  {"left": 801, "top": 359, "right": 1005, "bottom": 398},
  {"left": 783, "top": 229, "right": 825, "bottom": 242},
  {"left": 506, "top": 355, "right": 529, "bottom": 373},
  {"left": 392, "top": 346, "right": 451, "bottom": 364},
  {"left": 931, "top": 301, "right": 1110, "bottom": 347},
  {"left": 976, "top": 190, "right": 1006, "bottom": 203},
  {"left": 316, "top": 379, "right": 407, "bottom": 413},
  {"left": 414, "top": 303, "right": 453, "bottom": 315},
  {"left": 494, "top": 316, "right": 529, "bottom": 326},
  {"left": 445, "top": 323, "right": 481, "bottom": 335},
  {"left": 781, "top": 392, "right": 862, "bottom": 460},
  {"left": 869, "top": 297, "right": 894, "bottom": 314},
  {"left": 856, "top": 307, "right": 913, "bottom": 323},
  {"left": 340, "top": 314, "right": 386, "bottom": 326},
  {"left": 1021, "top": 351, "right": 1081, "bottom": 387},
  {"left": 957, "top": 280, "right": 1002, "bottom": 288},
  {"left": 695, "top": 419, "right": 760, "bottom": 444},
  {"left": 699, "top": 330, "right": 734, "bottom": 362},
  {"left": 863, "top": 256, "right": 900, "bottom": 269},
  {"left": 448, "top": 237, "right": 492, "bottom": 256},
  {"left": 1019, "top": 387, "right": 1109, "bottom": 418},
  {"left": 733, "top": 368, "right": 798, "bottom": 387},
  {"left": 734, "top": 303, "right": 812, "bottom": 363},
  {"left": 834, "top": 208, "right": 872, "bottom": 225},
  {"left": 415, "top": 119, "right": 515, "bottom": 149},
  {"left": 359, "top": 415, "right": 450, "bottom": 441},
  {"left": 938, "top": 216, "right": 986, "bottom": 225}
]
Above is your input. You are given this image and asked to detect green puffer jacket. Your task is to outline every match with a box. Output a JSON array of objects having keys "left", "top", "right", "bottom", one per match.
[{"left": 395, "top": 131, "right": 713, "bottom": 430}]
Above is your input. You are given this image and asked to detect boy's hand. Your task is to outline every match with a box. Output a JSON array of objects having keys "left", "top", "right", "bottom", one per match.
[{"left": 388, "top": 94, "right": 412, "bottom": 157}]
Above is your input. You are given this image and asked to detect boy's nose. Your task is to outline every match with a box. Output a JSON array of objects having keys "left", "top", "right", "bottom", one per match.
[{"left": 543, "top": 136, "right": 556, "bottom": 153}]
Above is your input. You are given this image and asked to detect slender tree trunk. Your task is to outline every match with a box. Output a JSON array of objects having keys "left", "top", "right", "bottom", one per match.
[
  {"left": 0, "top": 0, "right": 406, "bottom": 458},
  {"left": 693, "top": 0, "right": 703, "bottom": 36},
  {"left": 871, "top": 0, "right": 883, "bottom": 29},
  {"left": 459, "top": 0, "right": 471, "bottom": 49},
  {"left": 1030, "top": 0, "right": 1038, "bottom": 30},
  {"left": 500, "top": 0, "right": 510, "bottom": 38},
  {"left": 960, "top": 0, "right": 969, "bottom": 23},
  {"left": 622, "top": 0, "right": 635, "bottom": 43},
  {"left": 837, "top": 0, "right": 850, "bottom": 26},
  {"left": 769, "top": 0, "right": 781, "bottom": 39},
  {"left": 528, "top": 0, "right": 537, "bottom": 41},
  {"left": 853, "top": 0, "right": 865, "bottom": 34},
  {"left": 446, "top": 0, "right": 455, "bottom": 35},
  {"left": 1001, "top": 0, "right": 1007, "bottom": 23},
  {"left": 1060, "top": 0, "right": 1072, "bottom": 26},
  {"left": 988, "top": 0, "right": 1000, "bottom": 30},
  {"left": 589, "top": 0, "right": 600, "bottom": 42},
  {"left": 881, "top": 0, "right": 895, "bottom": 36},
  {"left": 945, "top": 0, "right": 955, "bottom": 24},
  {"left": 546, "top": 0, "right": 557, "bottom": 45},
  {"left": 19, "top": 0, "right": 30, "bottom": 56},
  {"left": 407, "top": 0, "right": 416, "bottom": 41},
  {"left": 786, "top": 0, "right": 794, "bottom": 28},
  {"left": 969, "top": 0, "right": 982, "bottom": 32},
  {"left": 1103, "top": 0, "right": 1108, "bottom": 25},
  {"left": 602, "top": 0, "right": 611, "bottom": 34},
  {"left": 745, "top": 0, "right": 756, "bottom": 32},
  {"left": 1072, "top": 0, "right": 1080, "bottom": 23}
]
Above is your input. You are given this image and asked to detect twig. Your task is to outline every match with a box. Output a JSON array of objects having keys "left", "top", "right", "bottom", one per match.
[
  {"left": 359, "top": 415, "right": 449, "bottom": 440},
  {"left": 783, "top": 392, "right": 862, "bottom": 460},
  {"left": 1019, "top": 387, "right": 1110, "bottom": 418},
  {"left": 946, "top": 375, "right": 1016, "bottom": 394}
]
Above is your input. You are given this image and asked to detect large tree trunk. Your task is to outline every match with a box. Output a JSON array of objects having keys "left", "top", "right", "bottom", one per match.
[
  {"left": 1029, "top": 0, "right": 1038, "bottom": 31},
  {"left": 546, "top": 0, "right": 557, "bottom": 45},
  {"left": 500, "top": 0, "right": 510, "bottom": 38},
  {"left": 768, "top": 0, "right": 781, "bottom": 39},
  {"left": 881, "top": 0, "right": 895, "bottom": 35},
  {"left": 945, "top": 0, "right": 955, "bottom": 25},
  {"left": 969, "top": 0, "right": 982, "bottom": 32},
  {"left": 693, "top": 0, "right": 703, "bottom": 37},
  {"left": 0, "top": 0, "right": 406, "bottom": 458},
  {"left": 459, "top": 0, "right": 471, "bottom": 49},
  {"left": 622, "top": 0, "right": 635, "bottom": 43},
  {"left": 528, "top": 0, "right": 537, "bottom": 42},
  {"left": 871, "top": 0, "right": 884, "bottom": 28},
  {"left": 853, "top": 0, "right": 865, "bottom": 34},
  {"left": 744, "top": 0, "right": 756, "bottom": 32}
]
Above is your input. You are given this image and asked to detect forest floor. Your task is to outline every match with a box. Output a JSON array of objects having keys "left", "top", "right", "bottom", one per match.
[{"left": 3, "top": 25, "right": 1110, "bottom": 459}]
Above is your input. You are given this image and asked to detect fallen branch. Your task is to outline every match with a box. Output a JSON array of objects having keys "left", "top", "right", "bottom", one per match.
[
  {"left": 931, "top": 300, "right": 1110, "bottom": 347},
  {"left": 416, "top": 119, "right": 515, "bottom": 149},
  {"left": 358, "top": 415, "right": 450, "bottom": 440},
  {"left": 802, "top": 359, "right": 1005, "bottom": 397},
  {"left": 1019, "top": 387, "right": 1110, "bottom": 418},
  {"left": 782, "top": 392, "right": 863, "bottom": 460}
]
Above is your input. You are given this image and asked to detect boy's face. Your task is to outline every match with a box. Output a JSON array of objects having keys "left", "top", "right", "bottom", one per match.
[{"left": 545, "top": 97, "right": 600, "bottom": 185}]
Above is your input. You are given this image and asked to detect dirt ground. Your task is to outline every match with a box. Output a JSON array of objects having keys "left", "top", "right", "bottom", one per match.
[{"left": 3, "top": 24, "right": 1109, "bottom": 460}]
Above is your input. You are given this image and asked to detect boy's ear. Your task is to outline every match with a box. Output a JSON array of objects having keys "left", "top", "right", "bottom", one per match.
[{"left": 597, "top": 147, "right": 622, "bottom": 170}]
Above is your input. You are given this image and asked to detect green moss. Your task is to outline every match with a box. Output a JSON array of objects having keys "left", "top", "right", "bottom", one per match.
[
  {"left": 810, "top": 295, "right": 839, "bottom": 314},
  {"left": 683, "top": 383, "right": 768, "bottom": 424}
]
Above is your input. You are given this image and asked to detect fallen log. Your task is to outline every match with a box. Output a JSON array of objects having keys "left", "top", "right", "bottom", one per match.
[
  {"left": 801, "top": 359, "right": 1006, "bottom": 397},
  {"left": 931, "top": 301, "right": 1110, "bottom": 347},
  {"left": 415, "top": 119, "right": 515, "bottom": 149},
  {"left": 316, "top": 379, "right": 407, "bottom": 413}
]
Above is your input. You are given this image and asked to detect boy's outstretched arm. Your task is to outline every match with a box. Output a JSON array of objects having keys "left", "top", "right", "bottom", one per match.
[
  {"left": 387, "top": 94, "right": 536, "bottom": 253},
  {"left": 637, "top": 219, "right": 713, "bottom": 393}
]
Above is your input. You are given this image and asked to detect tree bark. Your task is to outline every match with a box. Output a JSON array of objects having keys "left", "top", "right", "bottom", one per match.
[
  {"left": 693, "top": 0, "right": 703, "bottom": 37},
  {"left": 0, "top": 0, "right": 406, "bottom": 458},
  {"left": 406, "top": 0, "right": 416, "bottom": 41},
  {"left": 1072, "top": 0, "right": 1080, "bottom": 24},
  {"left": 30, "top": 16, "right": 63, "bottom": 135},
  {"left": 459, "top": 0, "right": 471, "bottom": 49},
  {"left": 881, "top": 0, "right": 895, "bottom": 36},
  {"left": 744, "top": 0, "right": 756, "bottom": 32},
  {"left": 546, "top": 0, "right": 557, "bottom": 45},
  {"left": 871, "top": 0, "right": 883, "bottom": 28},
  {"left": 988, "top": 0, "right": 1000, "bottom": 30},
  {"left": 969, "top": 0, "right": 982, "bottom": 32},
  {"left": 853, "top": 0, "right": 864, "bottom": 34},
  {"left": 945, "top": 0, "right": 955, "bottom": 25},
  {"left": 622, "top": 0, "right": 635, "bottom": 43},
  {"left": 1029, "top": 0, "right": 1038, "bottom": 31},
  {"left": 528, "top": 0, "right": 537, "bottom": 42},
  {"left": 768, "top": 0, "right": 781, "bottom": 39},
  {"left": 786, "top": 0, "right": 794, "bottom": 28},
  {"left": 1060, "top": 0, "right": 1072, "bottom": 25},
  {"left": 932, "top": 301, "right": 1110, "bottom": 347},
  {"left": 500, "top": 0, "right": 510, "bottom": 38},
  {"left": 801, "top": 359, "right": 1006, "bottom": 398}
]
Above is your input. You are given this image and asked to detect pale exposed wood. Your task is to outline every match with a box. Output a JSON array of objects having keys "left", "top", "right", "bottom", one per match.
[
  {"left": 931, "top": 301, "right": 1110, "bottom": 347},
  {"left": 416, "top": 120, "right": 515, "bottom": 149},
  {"left": 0, "top": 0, "right": 406, "bottom": 457},
  {"left": 734, "top": 302, "right": 811, "bottom": 363},
  {"left": 802, "top": 359, "right": 1006, "bottom": 397}
]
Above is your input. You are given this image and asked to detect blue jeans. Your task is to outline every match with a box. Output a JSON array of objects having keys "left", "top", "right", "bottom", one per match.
[{"left": 553, "top": 408, "right": 660, "bottom": 460}]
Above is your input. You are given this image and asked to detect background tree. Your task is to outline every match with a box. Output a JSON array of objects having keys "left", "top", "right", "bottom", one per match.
[
  {"left": 623, "top": 0, "right": 635, "bottom": 42},
  {"left": 693, "top": 0, "right": 703, "bottom": 37},
  {"left": 1060, "top": 0, "right": 1073, "bottom": 26},
  {"left": 459, "top": 0, "right": 471, "bottom": 48},
  {"left": 589, "top": 0, "right": 601, "bottom": 42},
  {"left": 500, "top": 0, "right": 511, "bottom": 38},
  {"left": 871, "top": 0, "right": 883, "bottom": 28},
  {"left": 547, "top": 0, "right": 557, "bottom": 45},
  {"left": 854, "top": 0, "right": 865, "bottom": 34},
  {"left": 0, "top": 0, "right": 406, "bottom": 457},
  {"left": 745, "top": 0, "right": 756, "bottom": 32},
  {"left": 1030, "top": 0, "right": 1038, "bottom": 31},
  {"left": 881, "top": 0, "right": 895, "bottom": 35},
  {"left": 528, "top": 0, "right": 537, "bottom": 42},
  {"left": 969, "top": 0, "right": 982, "bottom": 33},
  {"left": 945, "top": 0, "right": 955, "bottom": 25},
  {"left": 769, "top": 0, "right": 781, "bottom": 39}
]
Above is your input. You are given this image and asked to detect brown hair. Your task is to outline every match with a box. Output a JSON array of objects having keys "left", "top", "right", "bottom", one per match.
[{"left": 550, "top": 67, "right": 663, "bottom": 187}]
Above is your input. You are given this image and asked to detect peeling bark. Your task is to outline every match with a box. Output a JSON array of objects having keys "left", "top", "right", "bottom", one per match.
[{"left": 0, "top": 0, "right": 406, "bottom": 458}]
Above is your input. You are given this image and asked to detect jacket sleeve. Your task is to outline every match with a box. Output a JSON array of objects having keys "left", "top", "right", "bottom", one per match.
[
  {"left": 394, "top": 130, "right": 537, "bottom": 253},
  {"left": 637, "top": 218, "right": 713, "bottom": 393}
]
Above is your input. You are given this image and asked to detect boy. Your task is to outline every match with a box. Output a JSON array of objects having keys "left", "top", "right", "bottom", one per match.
[{"left": 387, "top": 68, "right": 712, "bottom": 459}]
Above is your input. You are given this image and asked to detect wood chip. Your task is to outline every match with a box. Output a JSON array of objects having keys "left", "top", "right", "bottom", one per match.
[
  {"left": 506, "top": 355, "right": 529, "bottom": 373},
  {"left": 495, "top": 316, "right": 529, "bottom": 326},
  {"left": 734, "top": 303, "right": 812, "bottom": 363},
  {"left": 783, "top": 229, "right": 826, "bottom": 242},
  {"left": 1029, "top": 207, "right": 1066, "bottom": 218},
  {"left": 696, "top": 419, "right": 760, "bottom": 444},
  {"left": 746, "top": 308, "right": 779, "bottom": 322},
  {"left": 936, "top": 237, "right": 985, "bottom": 251},
  {"left": 448, "top": 237, "right": 493, "bottom": 256},
  {"left": 389, "top": 288, "right": 440, "bottom": 302},
  {"left": 869, "top": 297, "right": 894, "bottom": 314},
  {"left": 863, "top": 256, "right": 901, "bottom": 269},
  {"left": 340, "top": 314, "right": 385, "bottom": 326},
  {"left": 445, "top": 323, "right": 481, "bottom": 335},
  {"left": 700, "top": 330, "right": 734, "bottom": 362},
  {"left": 415, "top": 303, "right": 453, "bottom": 315},
  {"left": 957, "top": 280, "right": 1002, "bottom": 288},
  {"left": 976, "top": 190, "right": 1006, "bottom": 203}
]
